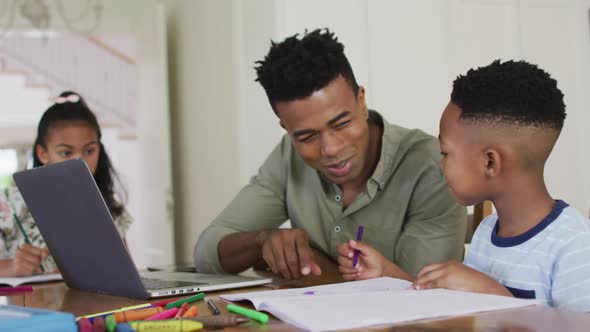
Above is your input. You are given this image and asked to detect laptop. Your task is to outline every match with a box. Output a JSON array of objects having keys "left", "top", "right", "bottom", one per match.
[{"left": 13, "top": 158, "right": 271, "bottom": 299}]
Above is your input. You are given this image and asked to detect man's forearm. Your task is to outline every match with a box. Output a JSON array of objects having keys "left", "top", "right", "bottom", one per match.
[{"left": 217, "top": 231, "right": 267, "bottom": 274}]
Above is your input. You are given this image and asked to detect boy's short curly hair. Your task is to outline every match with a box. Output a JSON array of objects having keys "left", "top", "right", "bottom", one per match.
[
  {"left": 255, "top": 28, "right": 359, "bottom": 113},
  {"left": 451, "top": 60, "right": 566, "bottom": 130}
]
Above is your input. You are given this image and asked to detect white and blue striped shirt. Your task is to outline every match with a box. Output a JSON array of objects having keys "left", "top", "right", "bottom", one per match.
[{"left": 464, "top": 200, "right": 590, "bottom": 312}]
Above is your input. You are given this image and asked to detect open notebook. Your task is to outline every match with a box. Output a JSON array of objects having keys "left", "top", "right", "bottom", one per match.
[
  {"left": 0, "top": 274, "right": 62, "bottom": 287},
  {"left": 222, "top": 277, "right": 540, "bottom": 331}
]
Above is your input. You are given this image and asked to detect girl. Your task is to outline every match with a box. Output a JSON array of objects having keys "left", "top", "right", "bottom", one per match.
[{"left": 0, "top": 91, "right": 132, "bottom": 277}]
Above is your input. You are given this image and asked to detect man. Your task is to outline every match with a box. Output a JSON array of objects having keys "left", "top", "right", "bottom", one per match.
[{"left": 194, "top": 29, "right": 466, "bottom": 280}]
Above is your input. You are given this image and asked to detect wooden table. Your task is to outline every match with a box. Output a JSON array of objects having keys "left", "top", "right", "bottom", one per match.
[{"left": 3, "top": 271, "right": 589, "bottom": 331}]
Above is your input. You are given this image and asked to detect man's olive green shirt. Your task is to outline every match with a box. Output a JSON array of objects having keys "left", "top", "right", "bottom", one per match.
[{"left": 194, "top": 111, "right": 466, "bottom": 276}]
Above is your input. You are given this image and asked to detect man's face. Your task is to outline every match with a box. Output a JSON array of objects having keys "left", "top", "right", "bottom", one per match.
[
  {"left": 439, "top": 102, "right": 488, "bottom": 206},
  {"left": 275, "top": 75, "right": 370, "bottom": 185}
]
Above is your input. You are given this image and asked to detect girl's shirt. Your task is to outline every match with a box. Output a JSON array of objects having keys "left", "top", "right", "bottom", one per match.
[{"left": 0, "top": 184, "right": 132, "bottom": 272}]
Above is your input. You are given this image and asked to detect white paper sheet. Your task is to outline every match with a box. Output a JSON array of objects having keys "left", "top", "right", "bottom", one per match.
[
  {"left": 0, "top": 273, "right": 62, "bottom": 287},
  {"left": 221, "top": 277, "right": 539, "bottom": 331},
  {"left": 222, "top": 277, "right": 411, "bottom": 308}
]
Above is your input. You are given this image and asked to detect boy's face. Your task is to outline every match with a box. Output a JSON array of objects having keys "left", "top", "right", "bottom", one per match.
[
  {"left": 438, "top": 102, "right": 489, "bottom": 206},
  {"left": 275, "top": 75, "right": 370, "bottom": 186}
]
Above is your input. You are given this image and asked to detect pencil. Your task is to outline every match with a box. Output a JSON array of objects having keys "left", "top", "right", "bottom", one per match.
[
  {"left": 206, "top": 299, "right": 220, "bottom": 315},
  {"left": 13, "top": 213, "right": 45, "bottom": 272}
]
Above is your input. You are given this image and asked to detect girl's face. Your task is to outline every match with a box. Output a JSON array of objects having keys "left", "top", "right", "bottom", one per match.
[{"left": 36, "top": 123, "right": 101, "bottom": 174}]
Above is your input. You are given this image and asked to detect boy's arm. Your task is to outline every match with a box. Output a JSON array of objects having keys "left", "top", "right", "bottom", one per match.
[{"left": 412, "top": 261, "right": 513, "bottom": 296}]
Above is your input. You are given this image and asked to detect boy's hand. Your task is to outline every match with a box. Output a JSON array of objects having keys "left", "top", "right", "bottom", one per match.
[
  {"left": 413, "top": 261, "right": 512, "bottom": 296},
  {"left": 12, "top": 244, "right": 48, "bottom": 276},
  {"left": 337, "top": 240, "right": 389, "bottom": 281}
]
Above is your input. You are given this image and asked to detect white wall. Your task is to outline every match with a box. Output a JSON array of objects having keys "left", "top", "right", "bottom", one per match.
[
  {"left": 168, "top": 0, "right": 590, "bottom": 263},
  {"left": 166, "top": 0, "right": 245, "bottom": 263},
  {"left": 0, "top": 0, "right": 175, "bottom": 268}
]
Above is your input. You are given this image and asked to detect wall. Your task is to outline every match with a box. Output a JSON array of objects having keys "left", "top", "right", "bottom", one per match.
[
  {"left": 166, "top": 0, "right": 245, "bottom": 263},
  {"left": 167, "top": 0, "right": 590, "bottom": 263},
  {"left": 10, "top": 0, "right": 177, "bottom": 268}
]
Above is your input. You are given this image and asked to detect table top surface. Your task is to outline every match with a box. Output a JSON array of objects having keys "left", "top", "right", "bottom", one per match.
[{"left": 2, "top": 269, "right": 589, "bottom": 331}]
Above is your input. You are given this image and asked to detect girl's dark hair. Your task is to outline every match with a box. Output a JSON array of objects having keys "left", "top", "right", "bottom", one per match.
[{"left": 33, "top": 91, "right": 125, "bottom": 219}]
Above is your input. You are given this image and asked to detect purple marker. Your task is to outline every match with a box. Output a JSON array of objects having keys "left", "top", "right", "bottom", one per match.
[{"left": 352, "top": 225, "right": 364, "bottom": 267}]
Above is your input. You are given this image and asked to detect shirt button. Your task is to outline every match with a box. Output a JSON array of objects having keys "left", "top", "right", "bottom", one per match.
[
  {"left": 334, "top": 225, "right": 341, "bottom": 232},
  {"left": 335, "top": 195, "right": 341, "bottom": 202}
]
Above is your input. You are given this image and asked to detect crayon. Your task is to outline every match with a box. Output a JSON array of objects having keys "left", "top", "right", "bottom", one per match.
[
  {"left": 0, "top": 285, "right": 33, "bottom": 293},
  {"left": 151, "top": 298, "right": 178, "bottom": 307},
  {"left": 92, "top": 316, "right": 105, "bottom": 332},
  {"left": 227, "top": 304, "right": 268, "bottom": 324},
  {"left": 352, "top": 225, "right": 364, "bottom": 267},
  {"left": 191, "top": 315, "right": 249, "bottom": 327},
  {"left": 174, "top": 302, "right": 189, "bottom": 319},
  {"left": 77, "top": 317, "right": 92, "bottom": 332},
  {"left": 129, "top": 320, "right": 203, "bottom": 332},
  {"left": 165, "top": 293, "right": 205, "bottom": 309},
  {"left": 146, "top": 307, "right": 179, "bottom": 320},
  {"left": 181, "top": 305, "right": 198, "bottom": 318},
  {"left": 114, "top": 306, "right": 164, "bottom": 323},
  {"left": 105, "top": 315, "right": 117, "bottom": 332},
  {"left": 82, "top": 303, "right": 152, "bottom": 322},
  {"left": 115, "top": 323, "right": 136, "bottom": 332}
]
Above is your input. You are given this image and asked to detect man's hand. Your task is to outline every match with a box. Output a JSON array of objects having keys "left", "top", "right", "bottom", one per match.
[
  {"left": 257, "top": 229, "right": 322, "bottom": 280},
  {"left": 10, "top": 244, "right": 48, "bottom": 276},
  {"left": 412, "top": 261, "right": 512, "bottom": 296}
]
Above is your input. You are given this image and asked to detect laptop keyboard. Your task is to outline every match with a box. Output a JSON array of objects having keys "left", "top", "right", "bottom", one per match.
[{"left": 141, "top": 278, "right": 205, "bottom": 290}]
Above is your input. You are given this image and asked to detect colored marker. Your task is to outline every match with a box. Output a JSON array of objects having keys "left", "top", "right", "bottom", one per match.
[
  {"left": 129, "top": 320, "right": 203, "bottom": 332},
  {"left": 120, "top": 303, "right": 153, "bottom": 311},
  {"left": 92, "top": 316, "right": 105, "bottom": 332},
  {"left": 226, "top": 304, "right": 268, "bottom": 324},
  {"left": 151, "top": 298, "right": 177, "bottom": 307},
  {"left": 165, "top": 293, "right": 205, "bottom": 309},
  {"left": 146, "top": 307, "right": 179, "bottom": 320},
  {"left": 105, "top": 315, "right": 117, "bottom": 332},
  {"left": 190, "top": 315, "right": 249, "bottom": 327},
  {"left": 206, "top": 299, "right": 220, "bottom": 315},
  {"left": 0, "top": 285, "right": 33, "bottom": 293},
  {"left": 114, "top": 307, "right": 164, "bottom": 323},
  {"left": 115, "top": 323, "right": 136, "bottom": 332},
  {"left": 174, "top": 302, "right": 189, "bottom": 319},
  {"left": 181, "top": 305, "right": 198, "bottom": 318},
  {"left": 77, "top": 317, "right": 92, "bottom": 332},
  {"left": 352, "top": 225, "right": 364, "bottom": 267},
  {"left": 81, "top": 303, "right": 152, "bottom": 321}
]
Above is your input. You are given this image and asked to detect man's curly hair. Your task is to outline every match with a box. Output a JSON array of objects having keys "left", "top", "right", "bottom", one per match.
[
  {"left": 451, "top": 60, "right": 566, "bottom": 130},
  {"left": 255, "top": 28, "right": 359, "bottom": 114}
]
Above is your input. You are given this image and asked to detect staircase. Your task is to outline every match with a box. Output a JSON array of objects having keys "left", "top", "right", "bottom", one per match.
[{"left": 0, "top": 31, "right": 137, "bottom": 138}]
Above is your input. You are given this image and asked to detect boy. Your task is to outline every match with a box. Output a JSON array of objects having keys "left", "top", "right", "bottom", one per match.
[{"left": 338, "top": 60, "right": 590, "bottom": 311}]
